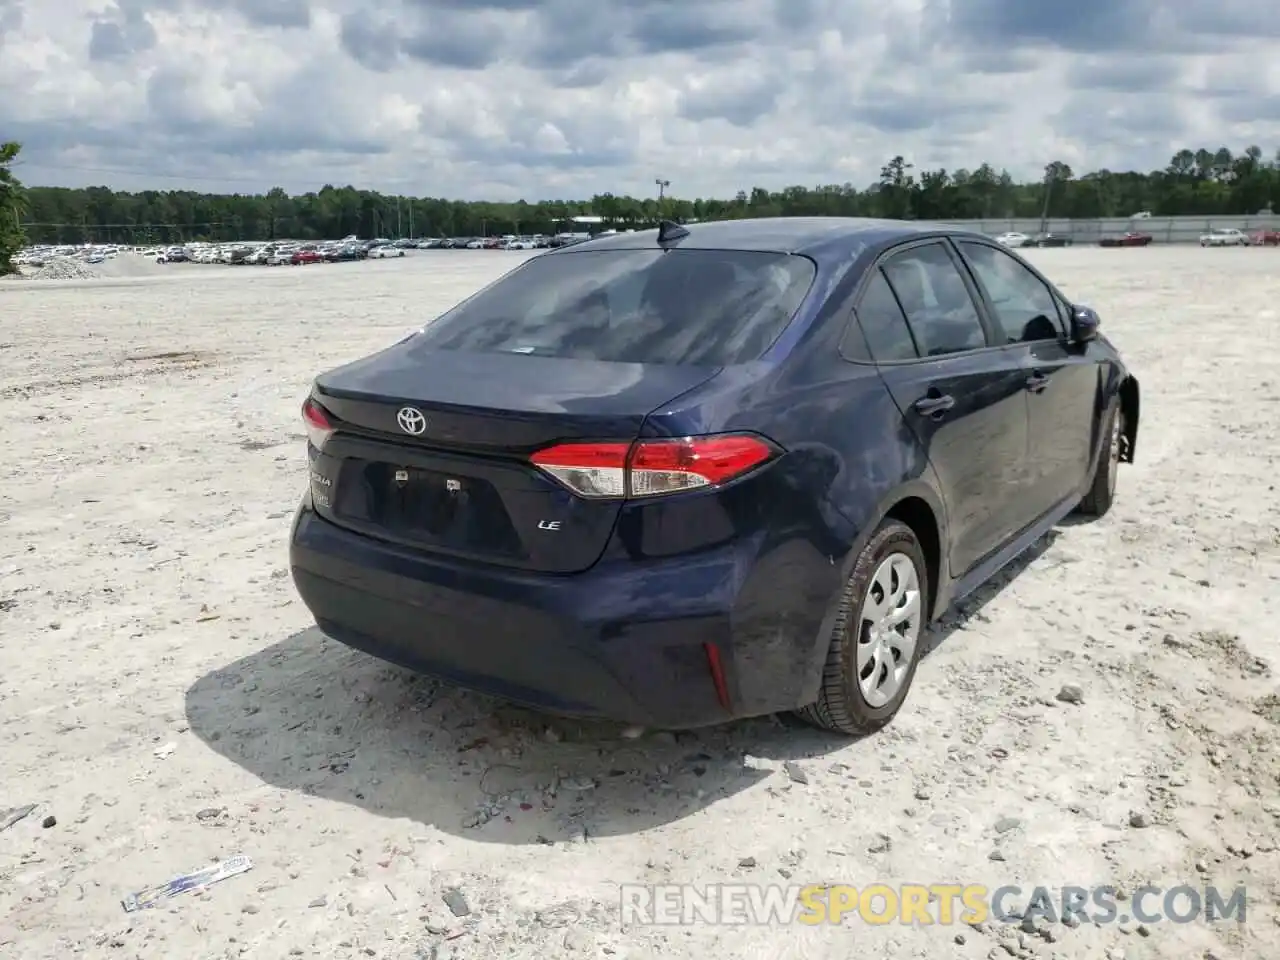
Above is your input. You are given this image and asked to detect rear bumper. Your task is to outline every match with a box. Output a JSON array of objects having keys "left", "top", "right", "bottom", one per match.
[{"left": 289, "top": 500, "right": 831, "bottom": 728}]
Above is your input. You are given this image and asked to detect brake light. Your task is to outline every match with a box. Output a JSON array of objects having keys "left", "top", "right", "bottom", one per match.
[
  {"left": 529, "top": 434, "right": 776, "bottom": 499},
  {"left": 301, "top": 397, "right": 335, "bottom": 450}
]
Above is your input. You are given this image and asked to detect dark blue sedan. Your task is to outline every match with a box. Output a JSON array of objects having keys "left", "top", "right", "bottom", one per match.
[{"left": 289, "top": 217, "right": 1139, "bottom": 735}]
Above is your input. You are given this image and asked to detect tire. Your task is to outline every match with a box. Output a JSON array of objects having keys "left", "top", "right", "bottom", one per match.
[
  {"left": 1078, "top": 404, "right": 1123, "bottom": 517},
  {"left": 796, "top": 520, "right": 929, "bottom": 736}
]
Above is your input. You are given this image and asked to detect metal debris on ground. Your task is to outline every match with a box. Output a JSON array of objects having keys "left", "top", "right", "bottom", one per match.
[
  {"left": 441, "top": 887, "right": 471, "bottom": 917},
  {"left": 121, "top": 855, "right": 253, "bottom": 912},
  {"left": 0, "top": 805, "right": 37, "bottom": 832}
]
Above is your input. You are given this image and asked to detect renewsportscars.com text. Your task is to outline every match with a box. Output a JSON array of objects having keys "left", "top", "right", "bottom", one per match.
[{"left": 619, "top": 883, "right": 1247, "bottom": 927}]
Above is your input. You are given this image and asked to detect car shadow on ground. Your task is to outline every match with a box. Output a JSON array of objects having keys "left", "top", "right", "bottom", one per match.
[
  {"left": 184, "top": 529, "right": 1061, "bottom": 846},
  {"left": 184, "top": 633, "right": 843, "bottom": 845}
]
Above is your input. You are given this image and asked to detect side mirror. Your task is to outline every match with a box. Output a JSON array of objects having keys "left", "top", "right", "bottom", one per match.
[{"left": 1070, "top": 305, "right": 1100, "bottom": 342}]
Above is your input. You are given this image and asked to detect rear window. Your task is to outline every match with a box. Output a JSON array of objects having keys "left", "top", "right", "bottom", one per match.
[{"left": 414, "top": 248, "right": 817, "bottom": 365}]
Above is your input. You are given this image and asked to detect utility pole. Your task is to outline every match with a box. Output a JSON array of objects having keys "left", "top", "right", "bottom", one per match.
[
  {"left": 1039, "top": 163, "right": 1059, "bottom": 236},
  {"left": 655, "top": 178, "right": 669, "bottom": 201}
]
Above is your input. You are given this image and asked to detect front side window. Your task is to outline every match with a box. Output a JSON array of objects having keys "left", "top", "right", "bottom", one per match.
[
  {"left": 880, "top": 243, "right": 987, "bottom": 357},
  {"left": 957, "top": 242, "right": 1064, "bottom": 343},
  {"left": 413, "top": 249, "right": 817, "bottom": 366}
]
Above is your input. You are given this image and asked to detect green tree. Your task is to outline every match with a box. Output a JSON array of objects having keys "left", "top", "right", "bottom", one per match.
[
  {"left": 0, "top": 141, "right": 27, "bottom": 275},
  {"left": 10, "top": 144, "right": 1280, "bottom": 247}
]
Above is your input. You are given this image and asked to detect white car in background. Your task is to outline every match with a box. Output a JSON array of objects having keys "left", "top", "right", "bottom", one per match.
[
  {"left": 1200, "top": 227, "right": 1250, "bottom": 247},
  {"left": 995, "top": 231, "right": 1031, "bottom": 247},
  {"left": 368, "top": 245, "right": 405, "bottom": 258}
]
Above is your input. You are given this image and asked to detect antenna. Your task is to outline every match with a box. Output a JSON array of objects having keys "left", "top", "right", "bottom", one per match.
[{"left": 656, "top": 219, "right": 688, "bottom": 246}]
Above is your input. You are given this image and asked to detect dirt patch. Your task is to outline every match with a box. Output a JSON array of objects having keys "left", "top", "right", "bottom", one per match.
[
  {"left": 1253, "top": 694, "right": 1280, "bottom": 725},
  {"left": 1192, "top": 629, "right": 1271, "bottom": 677},
  {"left": 0, "top": 351, "right": 221, "bottom": 399}
]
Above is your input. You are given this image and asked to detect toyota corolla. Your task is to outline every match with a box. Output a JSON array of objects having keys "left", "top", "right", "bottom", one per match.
[{"left": 290, "top": 217, "right": 1139, "bottom": 734}]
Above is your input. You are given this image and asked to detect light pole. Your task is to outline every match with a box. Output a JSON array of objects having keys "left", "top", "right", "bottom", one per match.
[{"left": 655, "top": 178, "right": 669, "bottom": 200}]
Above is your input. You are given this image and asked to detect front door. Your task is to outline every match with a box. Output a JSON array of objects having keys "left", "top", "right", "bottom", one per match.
[
  {"left": 952, "top": 240, "right": 1101, "bottom": 518},
  {"left": 860, "top": 241, "right": 1031, "bottom": 579}
]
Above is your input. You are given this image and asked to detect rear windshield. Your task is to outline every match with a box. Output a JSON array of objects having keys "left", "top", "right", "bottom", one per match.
[{"left": 414, "top": 248, "right": 817, "bottom": 365}]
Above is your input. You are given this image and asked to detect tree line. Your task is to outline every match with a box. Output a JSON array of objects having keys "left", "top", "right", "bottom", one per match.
[{"left": 3, "top": 141, "right": 1280, "bottom": 262}]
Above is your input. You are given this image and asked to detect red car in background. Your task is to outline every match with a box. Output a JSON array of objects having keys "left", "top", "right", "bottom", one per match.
[
  {"left": 1099, "top": 232, "right": 1153, "bottom": 247},
  {"left": 292, "top": 249, "right": 323, "bottom": 264},
  {"left": 1250, "top": 228, "right": 1280, "bottom": 246}
]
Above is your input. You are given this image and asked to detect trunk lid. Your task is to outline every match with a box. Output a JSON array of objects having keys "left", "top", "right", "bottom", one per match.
[{"left": 308, "top": 343, "right": 721, "bottom": 573}]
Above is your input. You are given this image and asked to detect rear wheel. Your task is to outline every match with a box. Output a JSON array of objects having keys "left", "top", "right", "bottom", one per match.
[
  {"left": 796, "top": 520, "right": 928, "bottom": 736},
  {"left": 1078, "top": 405, "right": 1123, "bottom": 517}
]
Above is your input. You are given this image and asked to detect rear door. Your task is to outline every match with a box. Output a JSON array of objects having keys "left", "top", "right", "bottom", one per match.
[
  {"left": 852, "top": 240, "right": 1031, "bottom": 578},
  {"left": 952, "top": 239, "right": 1100, "bottom": 519}
]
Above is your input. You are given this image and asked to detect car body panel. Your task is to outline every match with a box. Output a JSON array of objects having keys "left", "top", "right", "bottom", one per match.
[{"left": 873, "top": 351, "right": 1030, "bottom": 578}]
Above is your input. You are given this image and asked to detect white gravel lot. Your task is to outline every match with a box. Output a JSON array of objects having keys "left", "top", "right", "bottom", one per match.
[{"left": 1, "top": 247, "right": 1278, "bottom": 960}]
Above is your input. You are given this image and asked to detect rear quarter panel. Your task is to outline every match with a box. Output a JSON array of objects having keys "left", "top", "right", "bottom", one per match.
[{"left": 621, "top": 249, "right": 945, "bottom": 711}]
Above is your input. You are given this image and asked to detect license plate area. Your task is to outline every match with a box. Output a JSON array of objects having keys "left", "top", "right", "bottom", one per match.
[
  {"left": 332, "top": 458, "right": 523, "bottom": 555},
  {"left": 382, "top": 464, "right": 464, "bottom": 534}
]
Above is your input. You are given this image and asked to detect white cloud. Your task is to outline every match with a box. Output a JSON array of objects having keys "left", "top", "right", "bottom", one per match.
[{"left": 1, "top": 0, "right": 1278, "bottom": 199}]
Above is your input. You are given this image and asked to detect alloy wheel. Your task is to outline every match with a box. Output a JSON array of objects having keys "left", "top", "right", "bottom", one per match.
[
  {"left": 1107, "top": 414, "right": 1122, "bottom": 497},
  {"left": 856, "top": 553, "right": 922, "bottom": 708}
]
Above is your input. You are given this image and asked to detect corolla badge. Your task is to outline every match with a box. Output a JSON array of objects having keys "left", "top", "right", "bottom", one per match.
[{"left": 397, "top": 407, "right": 427, "bottom": 435}]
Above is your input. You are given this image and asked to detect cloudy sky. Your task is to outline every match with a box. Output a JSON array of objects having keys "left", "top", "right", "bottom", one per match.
[{"left": 1, "top": 0, "right": 1278, "bottom": 200}]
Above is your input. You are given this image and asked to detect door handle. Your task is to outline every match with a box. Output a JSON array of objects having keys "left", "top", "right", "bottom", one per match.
[
  {"left": 1025, "top": 373, "right": 1050, "bottom": 393},
  {"left": 914, "top": 394, "right": 955, "bottom": 416}
]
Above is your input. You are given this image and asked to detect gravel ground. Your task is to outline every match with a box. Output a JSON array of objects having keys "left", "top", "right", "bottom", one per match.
[{"left": 1, "top": 247, "right": 1277, "bottom": 960}]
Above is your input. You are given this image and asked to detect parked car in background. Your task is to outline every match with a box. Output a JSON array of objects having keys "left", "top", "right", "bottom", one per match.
[
  {"left": 1200, "top": 227, "right": 1250, "bottom": 246},
  {"left": 369, "top": 245, "right": 405, "bottom": 259},
  {"left": 325, "top": 244, "right": 366, "bottom": 262},
  {"left": 994, "top": 232, "right": 1031, "bottom": 248},
  {"left": 292, "top": 249, "right": 323, "bottom": 265},
  {"left": 1249, "top": 228, "right": 1280, "bottom": 246},
  {"left": 1033, "top": 233, "right": 1073, "bottom": 247},
  {"left": 290, "top": 217, "right": 1139, "bottom": 735},
  {"left": 1099, "top": 232, "right": 1153, "bottom": 247}
]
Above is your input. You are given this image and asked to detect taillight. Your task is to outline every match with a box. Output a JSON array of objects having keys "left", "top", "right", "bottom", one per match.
[
  {"left": 301, "top": 397, "right": 335, "bottom": 450},
  {"left": 529, "top": 434, "right": 777, "bottom": 499}
]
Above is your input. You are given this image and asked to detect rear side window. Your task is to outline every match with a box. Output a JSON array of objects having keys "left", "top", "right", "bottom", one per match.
[
  {"left": 881, "top": 244, "right": 987, "bottom": 357},
  {"left": 414, "top": 249, "right": 817, "bottom": 365},
  {"left": 848, "top": 268, "right": 919, "bottom": 361}
]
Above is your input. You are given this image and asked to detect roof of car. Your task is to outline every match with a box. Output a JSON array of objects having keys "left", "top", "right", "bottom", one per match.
[{"left": 550, "top": 217, "right": 976, "bottom": 255}]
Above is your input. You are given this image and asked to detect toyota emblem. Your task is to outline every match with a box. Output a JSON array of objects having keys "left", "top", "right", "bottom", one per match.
[{"left": 396, "top": 407, "right": 427, "bottom": 435}]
